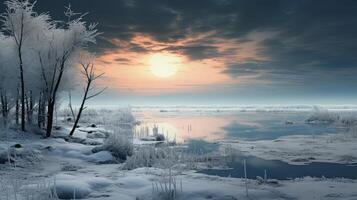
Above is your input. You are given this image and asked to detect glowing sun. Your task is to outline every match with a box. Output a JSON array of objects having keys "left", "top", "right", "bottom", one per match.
[{"left": 148, "top": 53, "right": 181, "bottom": 78}]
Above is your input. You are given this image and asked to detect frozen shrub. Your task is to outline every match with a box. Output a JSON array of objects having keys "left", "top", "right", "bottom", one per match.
[
  {"left": 102, "top": 132, "right": 133, "bottom": 161},
  {"left": 305, "top": 106, "right": 339, "bottom": 124}
]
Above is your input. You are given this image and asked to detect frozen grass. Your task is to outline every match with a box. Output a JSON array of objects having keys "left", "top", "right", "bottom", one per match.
[
  {"left": 134, "top": 125, "right": 167, "bottom": 142},
  {"left": 306, "top": 106, "right": 340, "bottom": 124},
  {"left": 306, "top": 106, "right": 357, "bottom": 126},
  {"left": 0, "top": 142, "right": 41, "bottom": 167},
  {"left": 124, "top": 141, "right": 236, "bottom": 171},
  {"left": 0, "top": 174, "right": 58, "bottom": 200},
  {"left": 60, "top": 107, "right": 136, "bottom": 127},
  {"left": 152, "top": 168, "right": 182, "bottom": 200},
  {"left": 123, "top": 146, "right": 180, "bottom": 170}
]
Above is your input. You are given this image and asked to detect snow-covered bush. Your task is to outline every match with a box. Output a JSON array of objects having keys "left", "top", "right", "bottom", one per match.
[
  {"left": 305, "top": 106, "right": 339, "bottom": 124},
  {"left": 101, "top": 132, "right": 133, "bottom": 161}
]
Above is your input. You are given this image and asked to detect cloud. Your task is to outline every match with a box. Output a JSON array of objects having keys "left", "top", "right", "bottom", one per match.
[
  {"left": 222, "top": 63, "right": 264, "bottom": 78},
  {"left": 3, "top": 0, "right": 357, "bottom": 95}
]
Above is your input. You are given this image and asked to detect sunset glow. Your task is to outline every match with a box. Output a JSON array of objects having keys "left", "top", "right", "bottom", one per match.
[
  {"left": 148, "top": 53, "right": 181, "bottom": 78},
  {"left": 32, "top": 0, "right": 357, "bottom": 105},
  {"left": 0, "top": 1, "right": 356, "bottom": 198}
]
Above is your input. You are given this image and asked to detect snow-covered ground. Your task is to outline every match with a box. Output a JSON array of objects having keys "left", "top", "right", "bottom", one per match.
[
  {"left": 222, "top": 107, "right": 357, "bottom": 165},
  {"left": 1, "top": 108, "right": 357, "bottom": 199},
  {"left": 223, "top": 133, "right": 357, "bottom": 165}
]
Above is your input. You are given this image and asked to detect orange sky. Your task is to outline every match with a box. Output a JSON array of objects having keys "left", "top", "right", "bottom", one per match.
[{"left": 95, "top": 32, "right": 273, "bottom": 95}]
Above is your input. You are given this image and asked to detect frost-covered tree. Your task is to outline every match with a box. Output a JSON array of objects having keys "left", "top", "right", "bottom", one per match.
[
  {"left": 35, "top": 6, "right": 98, "bottom": 137},
  {"left": 0, "top": 1, "right": 99, "bottom": 137},
  {"left": 0, "top": 33, "right": 17, "bottom": 126},
  {"left": 1, "top": 0, "right": 52, "bottom": 131}
]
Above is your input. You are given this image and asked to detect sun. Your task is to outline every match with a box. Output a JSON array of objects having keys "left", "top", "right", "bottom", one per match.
[{"left": 148, "top": 53, "right": 181, "bottom": 78}]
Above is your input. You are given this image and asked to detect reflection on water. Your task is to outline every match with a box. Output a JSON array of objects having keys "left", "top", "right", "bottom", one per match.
[
  {"left": 134, "top": 110, "right": 339, "bottom": 143},
  {"left": 198, "top": 155, "right": 357, "bottom": 180},
  {"left": 134, "top": 109, "right": 355, "bottom": 179}
]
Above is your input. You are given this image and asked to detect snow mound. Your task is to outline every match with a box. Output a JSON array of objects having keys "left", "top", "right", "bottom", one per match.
[
  {"left": 87, "top": 151, "right": 115, "bottom": 163},
  {"left": 116, "top": 176, "right": 151, "bottom": 189},
  {"left": 55, "top": 174, "right": 112, "bottom": 199}
]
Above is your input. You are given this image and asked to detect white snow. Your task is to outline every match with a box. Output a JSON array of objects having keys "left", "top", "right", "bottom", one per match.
[
  {"left": 87, "top": 151, "right": 114, "bottom": 163},
  {"left": 223, "top": 133, "right": 357, "bottom": 165},
  {"left": 1, "top": 108, "right": 357, "bottom": 199}
]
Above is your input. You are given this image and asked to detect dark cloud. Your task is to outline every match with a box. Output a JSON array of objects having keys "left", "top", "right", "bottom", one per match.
[
  {"left": 222, "top": 63, "right": 264, "bottom": 78},
  {"left": 165, "top": 45, "right": 220, "bottom": 60},
  {"left": 1, "top": 0, "right": 357, "bottom": 89},
  {"left": 114, "top": 58, "right": 131, "bottom": 64},
  {"left": 182, "top": 45, "right": 219, "bottom": 60}
]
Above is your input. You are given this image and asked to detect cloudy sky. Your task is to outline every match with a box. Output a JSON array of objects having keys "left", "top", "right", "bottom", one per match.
[{"left": 2, "top": 0, "right": 357, "bottom": 106}]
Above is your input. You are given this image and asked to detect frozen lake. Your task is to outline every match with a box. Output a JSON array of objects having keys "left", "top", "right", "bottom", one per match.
[
  {"left": 199, "top": 155, "right": 357, "bottom": 180},
  {"left": 133, "top": 108, "right": 357, "bottom": 179},
  {"left": 133, "top": 108, "right": 341, "bottom": 142}
]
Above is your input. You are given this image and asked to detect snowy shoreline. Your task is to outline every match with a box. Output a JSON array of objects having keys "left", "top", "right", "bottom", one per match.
[{"left": 1, "top": 108, "right": 357, "bottom": 199}]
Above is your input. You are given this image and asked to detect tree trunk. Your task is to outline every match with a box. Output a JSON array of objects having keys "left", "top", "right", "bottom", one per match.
[
  {"left": 19, "top": 46, "right": 25, "bottom": 131},
  {"left": 28, "top": 91, "right": 33, "bottom": 124},
  {"left": 1, "top": 91, "right": 9, "bottom": 126},
  {"left": 37, "top": 92, "right": 42, "bottom": 128},
  {"left": 16, "top": 89, "right": 19, "bottom": 125},
  {"left": 25, "top": 93, "right": 29, "bottom": 122},
  {"left": 69, "top": 82, "right": 91, "bottom": 136},
  {"left": 46, "top": 100, "right": 54, "bottom": 137},
  {"left": 41, "top": 95, "right": 46, "bottom": 128},
  {"left": 45, "top": 59, "right": 66, "bottom": 137}
]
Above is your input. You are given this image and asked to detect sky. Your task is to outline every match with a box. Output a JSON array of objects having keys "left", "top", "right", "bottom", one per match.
[{"left": 2, "top": 0, "right": 357, "bottom": 106}]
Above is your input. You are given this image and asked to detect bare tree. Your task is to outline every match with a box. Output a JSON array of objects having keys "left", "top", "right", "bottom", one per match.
[{"left": 69, "top": 58, "right": 105, "bottom": 136}]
